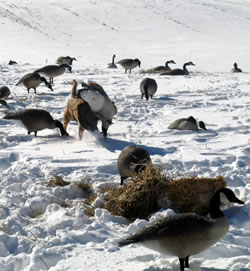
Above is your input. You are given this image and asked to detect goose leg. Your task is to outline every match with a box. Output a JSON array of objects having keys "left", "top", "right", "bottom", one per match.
[
  {"left": 141, "top": 94, "right": 144, "bottom": 99},
  {"left": 179, "top": 258, "right": 185, "bottom": 271},
  {"left": 120, "top": 176, "right": 127, "bottom": 185},
  {"left": 185, "top": 256, "right": 189, "bottom": 268}
]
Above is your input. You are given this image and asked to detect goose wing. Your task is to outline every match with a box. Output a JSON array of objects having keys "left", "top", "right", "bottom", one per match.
[{"left": 78, "top": 89, "right": 105, "bottom": 112}]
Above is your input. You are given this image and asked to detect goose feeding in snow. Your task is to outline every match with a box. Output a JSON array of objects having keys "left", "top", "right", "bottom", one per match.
[
  {"left": 56, "top": 56, "right": 77, "bottom": 66},
  {"left": 168, "top": 116, "right": 207, "bottom": 131},
  {"left": 117, "top": 145, "right": 151, "bottom": 185},
  {"left": 3, "top": 109, "right": 69, "bottom": 136},
  {"left": 16, "top": 72, "right": 53, "bottom": 94},
  {"left": 161, "top": 61, "right": 195, "bottom": 76},
  {"left": 116, "top": 58, "right": 141, "bottom": 73},
  {"left": 140, "top": 78, "right": 158, "bottom": 101},
  {"left": 118, "top": 188, "right": 244, "bottom": 271},
  {"left": 35, "top": 64, "right": 72, "bottom": 84}
]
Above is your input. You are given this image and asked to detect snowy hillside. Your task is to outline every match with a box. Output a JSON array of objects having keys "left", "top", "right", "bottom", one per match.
[{"left": 0, "top": 0, "right": 250, "bottom": 270}]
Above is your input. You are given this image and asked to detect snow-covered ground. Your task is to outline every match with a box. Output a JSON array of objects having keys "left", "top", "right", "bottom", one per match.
[{"left": 0, "top": 0, "right": 250, "bottom": 270}]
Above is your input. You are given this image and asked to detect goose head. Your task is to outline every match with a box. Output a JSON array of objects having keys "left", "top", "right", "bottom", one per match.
[
  {"left": 210, "top": 188, "right": 244, "bottom": 218},
  {"left": 41, "top": 77, "right": 54, "bottom": 91},
  {"left": 198, "top": 121, "right": 207, "bottom": 130},
  {"left": 135, "top": 58, "right": 141, "bottom": 68},
  {"left": 166, "top": 60, "right": 176, "bottom": 65}
]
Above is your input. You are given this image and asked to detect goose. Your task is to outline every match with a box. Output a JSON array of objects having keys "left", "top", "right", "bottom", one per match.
[
  {"left": 168, "top": 116, "right": 207, "bottom": 131},
  {"left": 0, "top": 86, "right": 10, "bottom": 99},
  {"left": 107, "top": 54, "right": 117, "bottom": 68},
  {"left": 116, "top": 58, "right": 141, "bottom": 73},
  {"left": 8, "top": 60, "right": 18, "bottom": 65},
  {"left": 118, "top": 188, "right": 244, "bottom": 271},
  {"left": 160, "top": 61, "right": 195, "bottom": 76},
  {"left": 144, "top": 60, "right": 176, "bottom": 73},
  {"left": 56, "top": 56, "right": 77, "bottom": 66},
  {"left": 140, "top": 78, "right": 158, "bottom": 101},
  {"left": 3, "top": 109, "right": 69, "bottom": 136},
  {"left": 231, "top": 62, "right": 242, "bottom": 73},
  {"left": 16, "top": 72, "right": 53, "bottom": 94},
  {"left": 78, "top": 81, "right": 117, "bottom": 137},
  {"left": 35, "top": 64, "right": 72, "bottom": 84},
  {"left": 117, "top": 145, "right": 151, "bottom": 185}
]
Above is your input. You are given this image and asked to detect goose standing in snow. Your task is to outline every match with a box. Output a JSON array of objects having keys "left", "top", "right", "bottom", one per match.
[
  {"left": 56, "top": 56, "right": 77, "bottom": 66},
  {"left": 117, "top": 145, "right": 151, "bottom": 185},
  {"left": 107, "top": 54, "right": 117, "bottom": 68},
  {"left": 168, "top": 116, "right": 207, "bottom": 131},
  {"left": 3, "top": 109, "right": 69, "bottom": 136},
  {"left": 160, "top": 61, "right": 195, "bottom": 76},
  {"left": 35, "top": 64, "right": 72, "bottom": 84},
  {"left": 0, "top": 86, "right": 10, "bottom": 99},
  {"left": 231, "top": 62, "right": 242, "bottom": 73},
  {"left": 143, "top": 60, "right": 176, "bottom": 73},
  {"left": 116, "top": 58, "right": 141, "bottom": 73},
  {"left": 16, "top": 72, "right": 53, "bottom": 94},
  {"left": 140, "top": 78, "right": 158, "bottom": 101},
  {"left": 77, "top": 81, "right": 117, "bottom": 137},
  {"left": 118, "top": 188, "right": 244, "bottom": 271}
]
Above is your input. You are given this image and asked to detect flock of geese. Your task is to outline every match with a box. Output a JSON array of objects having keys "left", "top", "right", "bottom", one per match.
[{"left": 0, "top": 55, "right": 245, "bottom": 271}]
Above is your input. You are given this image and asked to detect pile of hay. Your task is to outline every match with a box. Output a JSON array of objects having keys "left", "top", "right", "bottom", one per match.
[{"left": 103, "top": 165, "right": 227, "bottom": 219}]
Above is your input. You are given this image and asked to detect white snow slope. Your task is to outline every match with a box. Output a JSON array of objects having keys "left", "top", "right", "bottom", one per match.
[{"left": 0, "top": 0, "right": 250, "bottom": 270}]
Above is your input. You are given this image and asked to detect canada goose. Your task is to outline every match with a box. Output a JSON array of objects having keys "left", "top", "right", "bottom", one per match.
[
  {"left": 77, "top": 81, "right": 117, "bottom": 137},
  {"left": 231, "top": 62, "right": 242, "bottom": 73},
  {"left": 35, "top": 64, "right": 72, "bottom": 84},
  {"left": 140, "top": 78, "right": 158, "bottom": 101},
  {"left": 0, "top": 100, "right": 8, "bottom": 108},
  {"left": 168, "top": 116, "right": 207, "bottom": 131},
  {"left": 144, "top": 60, "right": 176, "bottom": 73},
  {"left": 117, "top": 145, "right": 151, "bottom": 185},
  {"left": 3, "top": 109, "right": 69, "bottom": 136},
  {"left": 56, "top": 56, "right": 77, "bottom": 66},
  {"left": 0, "top": 86, "right": 10, "bottom": 99},
  {"left": 8, "top": 60, "right": 17, "bottom": 65},
  {"left": 161, "top": 61, "right": 195, "bottom": 76},
  {"left": 16, "top": 72, "right": 53, "bottom": 94},
  {"left": 107, "top": 54, "right": 117, "bottom": 69},
  {"left": 118, "top": 188, "right": 244, "bottom": 271},
  {"left": 116, "top": 58, "right": 141, "bottom": 73}
]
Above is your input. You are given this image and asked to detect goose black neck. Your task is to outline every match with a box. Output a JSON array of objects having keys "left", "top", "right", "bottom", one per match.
[{"left": 209, "top": 191, "right": 224, "bottom": 219}]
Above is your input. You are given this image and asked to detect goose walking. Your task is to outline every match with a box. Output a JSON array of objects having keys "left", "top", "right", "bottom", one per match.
[
  {"left": 107, "top": 54, "right": 117, "bottom": 69},
  {"left": 117, "top": 145, "right": 151, "bottom": 185},
  {"left": 161, "top": 61, "right": 195, "bottom": 76},
  {"left": 3, "top": 109, "right": 69, "bottom": 136},
  {"left": 144, "top": 60, "right": 176, "bottom": 73},
  {"left": 35, "top": 64, "right": 72, "bottom": 84},
  {"left": 56, "top": 56, "right": 77, "bottom": 66},
  {"left": 116, "top": 58, "right": 141, "bottom": 73},
  {"left": 168, "top": 116, "right": 207, "bottom": 131},
  {"left": 118, "top": 188, "right": 244, "bottom": 271},
  {"left": 140, "top": 78, "right": 158, "bottom": 101},
  {"left": 231, "top": 62, "right": 242, "bottom": 73},
  {"left": 16, "top": 72, "right": 53, "bottom": 94}
]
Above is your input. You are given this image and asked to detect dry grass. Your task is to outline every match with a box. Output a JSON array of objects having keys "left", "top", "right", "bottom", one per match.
[
  {"left": 102, "top": 165, "right": 227, "bottom": 219},
  {"left": 46, "top": 175, "right": 70, "bottom": 187}
]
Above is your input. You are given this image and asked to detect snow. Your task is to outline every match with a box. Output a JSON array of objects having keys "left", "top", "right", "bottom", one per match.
[{"left": 0, "top": 0, "right": 250, "bottom": 270}]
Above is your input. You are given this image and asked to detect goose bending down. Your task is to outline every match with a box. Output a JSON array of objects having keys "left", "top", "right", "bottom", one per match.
[
  {"left": 140, "top": 78, "right": 158, "bottom": 101},
  {"left": 168, "top": 116, "right": 207, "bottom": 131},
  {"left": 56, "top": 56, "right": 77, "bottom": 66},
  {"left": 116, "top": 58, "right": 141, "bottom": 73},
  {"left": 160, "top": 61, "right": 195, "bottom": 76},
  {"left": 16, "top": 72, "right": 53, "bottom": 94},
  {"left": 118, "top": 188, "right": 244, "bottom": 271},
  {"left": 77, "top": 81, "right": 117, "bottom": 137},
  {"left": 144, "top": 60, "right": 176, "bottom": 73},
  {"left": 231, "top": 62, "right": 242, "bottom": 73},
  {"left": 3, "top": 109, "right": 69, "bottom": 136},
  {"left": 35, "top": 64, "right": 72, "bottom": 84},
  {"left": 0, "top": 86, "right": 10, "bottom": 99},
  {"left": 107, "top": 54, "right": 117, "bottom": 68},
  {"left": 117, "top": 145, "right": 151, "bottom": 185}
]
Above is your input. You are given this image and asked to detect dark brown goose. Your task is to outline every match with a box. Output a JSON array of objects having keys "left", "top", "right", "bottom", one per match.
[
  {"left": 118, "top": 188, "right": 244, "bottom": 271},
  {"left": 161, "top": 62, "right": 195, "bottom": 76}
]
